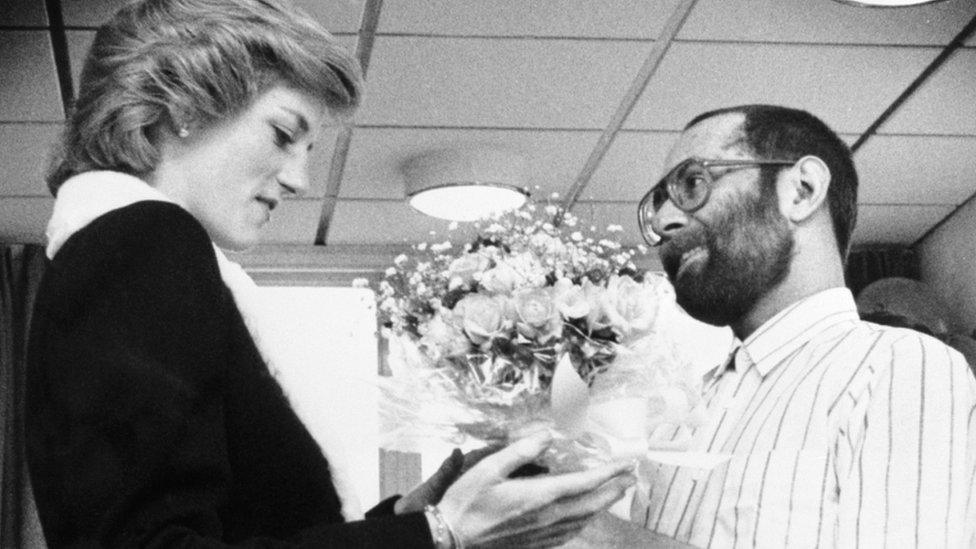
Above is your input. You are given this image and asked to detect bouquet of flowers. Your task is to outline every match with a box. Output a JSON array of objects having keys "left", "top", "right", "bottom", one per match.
[{"left": 363, "top": 200, "right": 701, "bottom": 470}]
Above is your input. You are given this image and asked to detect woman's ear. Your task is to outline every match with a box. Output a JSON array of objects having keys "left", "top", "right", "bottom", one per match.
[{"left": 779, "top": 155, "right": 830, "bottom": 223}]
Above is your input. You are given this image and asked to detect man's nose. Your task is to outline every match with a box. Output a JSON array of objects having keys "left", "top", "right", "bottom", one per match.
[{"left": 650, "top": 199, "right": 688, "bottom": 243}]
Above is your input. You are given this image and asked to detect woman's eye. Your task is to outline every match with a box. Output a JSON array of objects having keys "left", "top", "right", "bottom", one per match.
[{"left": 273, "top": 126, "right": 295, "bottom": 148}]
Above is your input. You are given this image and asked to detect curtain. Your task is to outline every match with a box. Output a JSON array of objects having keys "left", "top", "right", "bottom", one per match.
[
  {"left": 1, "top": 244, "right": 47, "bottom": 548},
  {"left": 845, "top": 245, "right": 919, "bottom": 298}
]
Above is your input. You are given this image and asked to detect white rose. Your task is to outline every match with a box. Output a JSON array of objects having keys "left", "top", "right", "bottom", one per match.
[
  {"left": 453, "top": 294, "right": 511, "bottom": 346},
  {"left": 583, "top": 280, "right": 612, "bottom": 333},
  {"left": 552, "top": 278, "right": 590, "bottom": 319},
  {"left": 421, "top": 312, "right": 470, "bottom": 358},
  {"left": 448, "top": 253, "right": 490, "bottom": 286},
  {"left": 506, "top": 252, "right": 547, "bottom": 288},
  {"left": 513, "top": 288, "right": 562, "bottom": 343},
  {"left": 601, "top": 275, "right": 661, "bottom": 341},
  {"left": 480, "top": 262, "right": 521, "bottom": 294}
]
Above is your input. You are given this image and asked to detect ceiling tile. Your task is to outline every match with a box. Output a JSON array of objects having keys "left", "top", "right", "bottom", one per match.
[
  {"left": 0, "top": 31, "right": 63, "bottom": 121},
  {"left": 680, "top": 0, "right": 976, "bottom": 45},
  {"left": 61, "top": 0, "right": 126, "bottom": 27},
  {"left": 357, "top": 36, "right": 648, "bottom": 128},
  {"left": 338, "top": 127, "right": 599, "bottom": 200},
  {"left": 880, "top": 49, "right": 976, "bottom": 135},
  {"left": 377, "top": 0, "right": 683, "bottom": 39},
  {"left": 0, "top": 123, "right": 61, "bottom": 196},
  {"left": 0, "top": 0, "right": 47, "bottom": 26},
  {"left": 854, "top": 204, "right": 955, "bottom": 245},
  {"left": 259, "top": 199, "right": 321, "bottom": 245},
  {"left": 326, "top": 199, "right": 479, "bottom": 245},
  {"left": 855, "top": 135, "right": 976, "bottom": 205},
  {"left": 305, "top": 126, "right": 341, "bottom": 197},
  {"left": 294, "top": 0, "right": 366, "bottom": 33},
  {"left": 585, "top": 131, "right": 680, "bottom": 202},
  {"left": 0, "top": 197, "right": 51, "bottom": 244},
  {"left": 624, "top": 42, "right": 936, "bottom": 133},
  {"left": 566, "top": 201, "right": 646, "bottom": 248}
]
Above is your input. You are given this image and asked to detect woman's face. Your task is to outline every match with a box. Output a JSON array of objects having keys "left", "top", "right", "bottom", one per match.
[{"left": 151, "top": 85, "right": 329, "bottom": 250}]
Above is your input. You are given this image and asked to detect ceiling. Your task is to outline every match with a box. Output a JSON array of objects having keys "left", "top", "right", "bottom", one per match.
[{"left": 2, "top": 0, "right": 975, "bottom": 276}]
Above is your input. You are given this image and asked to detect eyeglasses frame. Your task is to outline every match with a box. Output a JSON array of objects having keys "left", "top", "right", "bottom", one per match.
[{"left": 637, "top": 157, "right": 798, "bottom": 246}]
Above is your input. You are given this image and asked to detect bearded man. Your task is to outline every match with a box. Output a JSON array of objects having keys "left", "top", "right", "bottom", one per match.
[{"left": 631, "top": 104, "right": 976, "bottom": 548}]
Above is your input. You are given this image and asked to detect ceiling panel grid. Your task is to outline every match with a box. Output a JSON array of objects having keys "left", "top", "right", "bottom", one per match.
[{"left": 1, "top": 0, "right": 974, "bottom": 250}]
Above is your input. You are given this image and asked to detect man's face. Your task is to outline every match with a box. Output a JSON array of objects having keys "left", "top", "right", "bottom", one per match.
[{"left": 654, "top": 113, "right": 794, "bottom": 327}]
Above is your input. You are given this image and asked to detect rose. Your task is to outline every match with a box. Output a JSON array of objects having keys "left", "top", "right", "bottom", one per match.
[
  {"left": 448, "top": 253, "right": 490, "bottom": 288},
  {"left": 601, "top": 275, "right": 661, "bottom": 341},
  {"left": 583, "top": 280, "right": 612, "bottom": 332},
  {"left": 479, "top": 262, "right": 522, "bottom": 295},
  {"left": 453, "top": 294, "right": 511, "bottom": 347},
  {"left": 530, "top": 232, "right": 567, "bottom": 260},
  {"left": 551, "top": 278, "right": 589, "bottom": 319},
  {"left": 513, "top": 288, "right": 561, "bottom": 343},
  {"left": 420, "top": 311, "right": 471, "bottom": 359},
  {"left": 506, "top": 252, "right": 547, "bottom": 288}
]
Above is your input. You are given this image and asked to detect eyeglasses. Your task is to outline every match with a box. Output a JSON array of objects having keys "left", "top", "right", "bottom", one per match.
[{"left": 637, "top": 157, "right": 797, "bottom": 246}]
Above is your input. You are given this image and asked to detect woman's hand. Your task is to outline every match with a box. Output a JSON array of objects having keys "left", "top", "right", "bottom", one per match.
[{"left": 436, "top": 431, "right": 636, "bottom": 549}]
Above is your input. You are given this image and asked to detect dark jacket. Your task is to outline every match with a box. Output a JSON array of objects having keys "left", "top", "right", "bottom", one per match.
[{"left": 26, "top": 201, "right": 432, "bottom": 548}]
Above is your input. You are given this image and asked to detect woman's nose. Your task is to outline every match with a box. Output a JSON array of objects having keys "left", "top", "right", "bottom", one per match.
[
  {"left": 277, "top": 154, "right": 311, "bottom": 197},
  {"left": 650, "top": 198, "right": 688, "bottom": 243}
]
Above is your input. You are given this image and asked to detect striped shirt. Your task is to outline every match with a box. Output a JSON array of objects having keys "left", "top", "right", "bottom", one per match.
[{"left": 631, "top": 287, "right": 976, "bottom": 548}]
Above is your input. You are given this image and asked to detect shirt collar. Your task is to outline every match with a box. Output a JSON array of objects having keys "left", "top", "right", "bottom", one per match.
[
  {"left": 701, "top": 287, "right": 859, "bottom": 383},
  {"left": 702, "top": 342, "right": 741, "bottom": 389},
  {"left": 740, "top": 287, "right": 859, "bottom": 377}
]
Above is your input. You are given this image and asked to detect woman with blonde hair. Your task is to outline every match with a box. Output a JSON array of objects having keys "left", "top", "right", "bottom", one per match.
[{"left": 26, "top": 0, "right": 634, "bottom": 546}]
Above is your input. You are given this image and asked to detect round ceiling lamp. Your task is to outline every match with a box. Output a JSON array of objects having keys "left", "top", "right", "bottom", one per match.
[
  {"left": 831, "top": 0, "right": 948, "bottom": 6},
  {"left": 403, "top": 147, "right": 530, "bottom": 222}
]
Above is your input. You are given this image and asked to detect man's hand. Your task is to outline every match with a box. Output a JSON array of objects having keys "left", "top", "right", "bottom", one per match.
[{"left": 394, "top": 446, "right": 501, "bottom": 514}]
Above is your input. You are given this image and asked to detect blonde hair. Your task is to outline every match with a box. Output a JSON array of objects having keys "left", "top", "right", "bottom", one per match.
[{"left": 47, "top": 0, "right": 363, "bottom": 194}]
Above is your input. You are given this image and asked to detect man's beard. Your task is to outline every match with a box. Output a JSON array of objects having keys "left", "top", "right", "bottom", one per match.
[{"left": 661, "top": 188, "right": 794, "bottom": 327}]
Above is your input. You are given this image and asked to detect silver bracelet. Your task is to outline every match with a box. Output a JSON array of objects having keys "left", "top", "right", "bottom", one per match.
[{"left": 424, "top": 504, "right": 464, "bottom": 549}]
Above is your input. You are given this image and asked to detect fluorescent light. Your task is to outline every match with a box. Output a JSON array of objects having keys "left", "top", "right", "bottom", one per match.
[
  {"left": 403, "top": 148, "right": 530, "bottom": 222},
  {"left": 409, "top": 183, "right": 528, "bottom": 222}
]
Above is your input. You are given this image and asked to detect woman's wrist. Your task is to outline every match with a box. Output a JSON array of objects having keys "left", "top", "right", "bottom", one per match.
[{"left": 423, "top": 504, "right": 463, "bottom": 549}]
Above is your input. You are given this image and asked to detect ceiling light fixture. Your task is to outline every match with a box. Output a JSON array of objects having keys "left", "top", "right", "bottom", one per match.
[
  {"left": 403, "top": 147, "right": 529, "bottom": 222},
  {"left": 831, "top": 0, "right": 947, "bottom": 6}
]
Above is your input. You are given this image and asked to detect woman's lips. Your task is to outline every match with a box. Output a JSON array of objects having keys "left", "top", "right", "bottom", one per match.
[
  {"left": 255, "top": 197, "right": 277, "bottom": 222},
  {"left": 256, "top": 196, "right": 278, "bottom": 211}
]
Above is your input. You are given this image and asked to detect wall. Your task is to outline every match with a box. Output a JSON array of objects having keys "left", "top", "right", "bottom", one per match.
[
  {"left": 252, "top": 287, "right": 381, "bottom": 517},
  {"left": 918, "top": 196, "right": 976, "bottom": 336}
]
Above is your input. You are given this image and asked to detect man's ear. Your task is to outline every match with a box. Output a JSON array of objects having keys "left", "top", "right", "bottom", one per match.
[{"left": 779, "top": 155, "right": 830, "bottom": 223}]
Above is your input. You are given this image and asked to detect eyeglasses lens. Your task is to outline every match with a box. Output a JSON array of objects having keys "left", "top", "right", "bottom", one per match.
[
  {"left": 672, "top": 161, "right": 711, "bottom": 211},
  {"left": 638, "top": 159, "right": 713, "bottom": 246},
  {"left": 638, "top": 188, "right": 660, "bottom": 246}
]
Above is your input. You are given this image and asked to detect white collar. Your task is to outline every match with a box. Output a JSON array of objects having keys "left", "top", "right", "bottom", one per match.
[
  {"left": 702, "top": 288, "right": 859, "bottom": 384},
  {"left": 741, "top": 287, "right": 859, "bottom": 377},
  {"left": 46, "top": 171, "right": 174, "bottom": 259}
]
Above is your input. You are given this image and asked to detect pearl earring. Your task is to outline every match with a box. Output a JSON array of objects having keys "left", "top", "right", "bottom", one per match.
[{"left": 177, "top": 126, "right": 189, "bottom": 138}]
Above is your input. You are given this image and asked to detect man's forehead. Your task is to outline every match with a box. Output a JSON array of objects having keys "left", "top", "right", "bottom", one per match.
[{"left": 663, "top": 112, "right": 746, "bottom": 169}]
